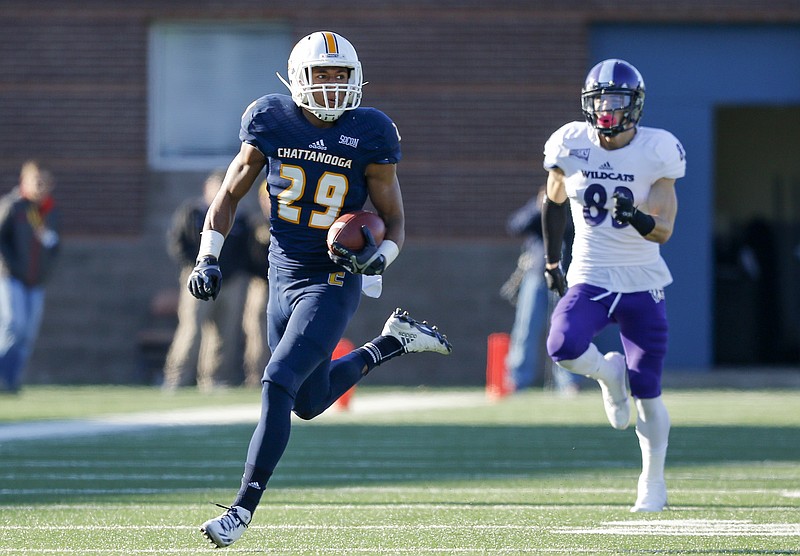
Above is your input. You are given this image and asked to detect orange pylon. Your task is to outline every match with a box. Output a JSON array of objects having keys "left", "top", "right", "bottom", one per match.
[
  {"left": 333, "top": 338, "right": 356, "bottom": 410},
  {"left": 486, "top": 332, "right": 512, "bottom": 400}
]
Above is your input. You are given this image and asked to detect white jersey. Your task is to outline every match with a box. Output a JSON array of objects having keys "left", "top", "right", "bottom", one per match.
[{"left": 543, "top": 121, "right": 686, "bottom": 292}]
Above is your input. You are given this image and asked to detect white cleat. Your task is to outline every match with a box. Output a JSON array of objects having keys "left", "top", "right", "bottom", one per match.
[
  {"left": 598, "top": 351, "right": 630, "bottom": 430},
  {"left": 630, "top": 478, "right": 668, "bottom": 512},
  {"left": 200, "top": 505, "right": 251, "bottom": 548},
  {"left": 381, "top": 308, "right": 452, "bottom": 355}
]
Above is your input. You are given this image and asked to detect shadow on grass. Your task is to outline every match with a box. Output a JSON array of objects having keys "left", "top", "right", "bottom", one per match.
[
  {"left": 1, "top": 421, "right": 797, "bottom": 504},
  {"left": 275, "top": 422, "right": 800, "bottom": 485}
]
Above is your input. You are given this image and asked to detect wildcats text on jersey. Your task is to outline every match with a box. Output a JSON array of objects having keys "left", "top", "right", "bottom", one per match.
[
  {"left": 277, "top": 148, "right": 353, "bottom": 169},
  {"left": 581, "top": 170, "right": 634, "bottom": 182}
]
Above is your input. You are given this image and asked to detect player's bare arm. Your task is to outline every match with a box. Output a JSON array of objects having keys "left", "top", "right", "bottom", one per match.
[
  {"left": 612, "top": 176, "right": 677, "bottom": 243},
  {"left": 365, "top": 162, "right": 405, "bottom": 250},
  {"left": 188, "top": 143, "right": 266, "bottom": 301},
  {"left": 641, "top": 177, "right": 677, "bottom": 244},
  {"left": 204, "top": 142, "right": 266, "bottom": 237},
  {"left": 545, "top": 167, "right": 568, "bottom": 204}
]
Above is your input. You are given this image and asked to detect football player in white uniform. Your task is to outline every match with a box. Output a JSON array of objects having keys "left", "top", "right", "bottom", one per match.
[{"left": 541, "top": 59, "right": 686, "bottom": 512}]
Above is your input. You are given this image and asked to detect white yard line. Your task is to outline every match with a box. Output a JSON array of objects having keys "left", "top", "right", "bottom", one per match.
[
  {"left": 0, "top": 391, "right": 487, "bottom": 442},
  {"left": 0, "top": 550, "right": 602, "bottom": 555},
  {"left": 4, "top": 521, "right": 800, "bottom": 535},
  {"left": 553, "top": 519, "right": 800, "bottom": 537}
]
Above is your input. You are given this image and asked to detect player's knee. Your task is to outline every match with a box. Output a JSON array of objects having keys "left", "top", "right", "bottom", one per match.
[
  {"left": 292, "top": 407, "right": 320, "bottom": 421},
  {"left": 546, "top": 330, "right": 589, "bottom": 362},
  {"left": 291, "top": 384, "right": 326, "bottom": 421},
  {"left": 292, "top": 408, "right": 315, "bottom": 421},
  {"left": 291, "top": 391, "right": 315, "bottom": 420},
  {"left": 292, "top": 397, "right": 326, "bottom": 420},
  {"left": 263, "top": 361, "right": 298, "bottom": 398}
]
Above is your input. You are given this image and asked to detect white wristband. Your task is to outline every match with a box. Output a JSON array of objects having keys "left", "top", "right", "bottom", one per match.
[
  {"left": 376, "top": 240, "right": 400, "bottom": 269},
  {"left": 198, "top": 230, "right": 225, "bottom": 259}
]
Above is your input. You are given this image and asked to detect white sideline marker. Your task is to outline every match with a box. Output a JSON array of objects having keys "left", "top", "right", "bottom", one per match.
[{"left": 553, "top": 519, "right": 800, "bottom": 537}]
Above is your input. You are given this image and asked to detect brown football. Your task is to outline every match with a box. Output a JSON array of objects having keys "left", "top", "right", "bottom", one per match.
[{"left": 326, "top": 210, "right": 386, "bottom": 252}]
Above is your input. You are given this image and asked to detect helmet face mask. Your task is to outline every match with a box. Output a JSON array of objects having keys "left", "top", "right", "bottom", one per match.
[
  {"left": 581, "top": 59, "right": 645, "bottom": 137},
  {"left": 277, "top": 31, "right": 363, "bottom": 122}
]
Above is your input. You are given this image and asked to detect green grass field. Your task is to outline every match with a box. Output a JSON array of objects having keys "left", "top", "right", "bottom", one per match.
[{"left": 0, "top": 386, "right": 798, "bottom": 554}]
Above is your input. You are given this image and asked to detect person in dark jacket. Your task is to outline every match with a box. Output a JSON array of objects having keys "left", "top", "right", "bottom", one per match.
[
  {"left": 501, "top": 185, "right": 579, "bottom": 394},
  {"left": 0, "top": 161, "right": 60, "bottom": 393},
  {"left": 162, "top": 170, "right": 253, "bottom": 390}
]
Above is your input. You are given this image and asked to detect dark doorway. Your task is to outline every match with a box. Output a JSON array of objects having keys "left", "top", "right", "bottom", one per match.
[{"left": 713, "top": 106, "right": 800, "bottom": 365}]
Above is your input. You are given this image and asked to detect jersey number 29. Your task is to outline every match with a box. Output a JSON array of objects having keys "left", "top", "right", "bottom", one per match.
[{"left": 277, "top": 165, "right": 348, "bottom": 229}]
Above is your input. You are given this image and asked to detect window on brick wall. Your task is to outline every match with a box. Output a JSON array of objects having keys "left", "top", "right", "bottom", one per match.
[{"left": 148, "top": 22, "right": 292, "bottom": 170}]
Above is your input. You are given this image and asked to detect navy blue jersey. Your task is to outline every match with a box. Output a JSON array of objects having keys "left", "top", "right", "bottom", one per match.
[{"left": 240, "top": 94, "right": 401, "bottom": 274}]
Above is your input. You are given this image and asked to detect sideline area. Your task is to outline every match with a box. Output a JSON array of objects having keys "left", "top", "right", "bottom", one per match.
[{"left": 0, "top": 390, "right": 487, "bottom": 442}]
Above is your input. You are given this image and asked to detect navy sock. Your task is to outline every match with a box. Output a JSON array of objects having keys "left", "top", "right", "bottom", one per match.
[
  {"left": 231, "top": 383, "right": 293, "bottom": 513},
  {"left": 233, "top": 463, "right": 271, "bottom": 514},
  {"left": 354, "top": 335, "right": 404, "bottom": 374}
]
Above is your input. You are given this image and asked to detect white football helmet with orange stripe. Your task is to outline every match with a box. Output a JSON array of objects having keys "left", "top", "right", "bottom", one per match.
[{"left": 278, "top": 31, "right": 364, "bottom": 122}]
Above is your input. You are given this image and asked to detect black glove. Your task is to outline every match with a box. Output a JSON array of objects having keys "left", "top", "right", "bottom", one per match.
[
  {"left": 612, "top": 192, "right": 655, "bottom": 236},
  {"left": 544, "top": 265, "right": 567, "bottom": 297},
  {"left": 187, "top": 255, "right": 223, "bottom": 300},
  {"left": 329, "top": 226, "right": 386, "bottom": 275},
  {"left": 612, "top": 191, "right": 636, "bottom": 222}
]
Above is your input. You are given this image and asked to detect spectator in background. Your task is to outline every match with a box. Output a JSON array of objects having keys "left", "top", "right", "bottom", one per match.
[
  {"left": 161, "top": 170, "right": 253, "bottom": 391},
  {"left": 243, "top": 182, "right": 271, "bottom": 387},
  {"left": 501, "top": 185, "right": 579, "bottom": 395},
  {"left": 0, "top": 161, "right": 60, "bottom": 394}
]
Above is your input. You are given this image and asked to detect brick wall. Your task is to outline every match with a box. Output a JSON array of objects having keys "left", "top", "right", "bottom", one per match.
[
  {"left": 2, "top": 1, "right": 798, "bottom": 384},
  {"left": 8, "top": 1, "right": 795, "bottom": 238}
]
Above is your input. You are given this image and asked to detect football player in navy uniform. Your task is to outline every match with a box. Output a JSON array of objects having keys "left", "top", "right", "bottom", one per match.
[
  {"left": 541, "top": 59, "right": 686, "bottom": 512},
  {"left": 189, "top": 31, "right": 452, "bottom": 548}
]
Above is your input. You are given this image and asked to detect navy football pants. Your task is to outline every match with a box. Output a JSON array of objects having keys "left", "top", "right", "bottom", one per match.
[{"left": 244, "top": 267, "right": 367, "bottom": 474}]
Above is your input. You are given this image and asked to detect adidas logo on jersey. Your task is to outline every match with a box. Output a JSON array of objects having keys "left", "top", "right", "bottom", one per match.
[
  {"left": 308, "top": 139, "right": 327, "bottom": 150},
  {"left": 599, "top": 161, "right": 613, "bottom": 170}
]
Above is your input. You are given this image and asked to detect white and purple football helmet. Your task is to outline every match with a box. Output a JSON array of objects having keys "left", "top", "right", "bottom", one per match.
[{"left": 581, "top": 59, "right": 645, "bottom": 136}]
